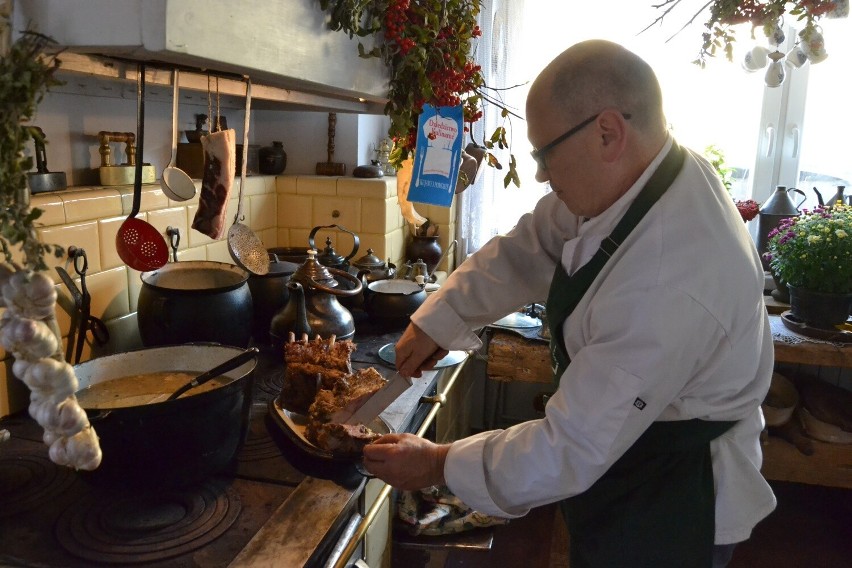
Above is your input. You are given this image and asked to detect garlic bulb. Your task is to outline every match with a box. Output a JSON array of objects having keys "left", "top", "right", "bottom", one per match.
[{"left": 0, "top": 263, "right": 101, "bottom": 471}]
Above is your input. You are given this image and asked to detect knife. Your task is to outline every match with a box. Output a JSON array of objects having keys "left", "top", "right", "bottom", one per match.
[{"left": 343, "top": 370, "right": 414, "bottom": 425}]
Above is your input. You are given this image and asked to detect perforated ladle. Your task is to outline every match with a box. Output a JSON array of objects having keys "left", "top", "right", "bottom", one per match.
[
  {"left": 115, "top": 64, "right": 169, "bottom": 272},
  {"left": 227, "top": 77, "right": 269, "bottom": 275},
  {"left": 160, "top": 68, "right": 196, "bottom": 201}
]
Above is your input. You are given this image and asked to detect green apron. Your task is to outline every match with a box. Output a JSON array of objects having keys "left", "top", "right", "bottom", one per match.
[{"left": 545, "top": 142, "right": 736, "bottom": 567}]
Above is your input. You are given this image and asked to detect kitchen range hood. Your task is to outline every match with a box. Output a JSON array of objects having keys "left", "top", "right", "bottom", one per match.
[{"left": 15, "top": 0, "right": 389, "bottom": 114}]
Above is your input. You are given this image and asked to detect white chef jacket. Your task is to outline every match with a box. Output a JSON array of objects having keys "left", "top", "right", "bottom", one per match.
[{"left": 411, "top": 137, "right": 777, "bottom": 545}]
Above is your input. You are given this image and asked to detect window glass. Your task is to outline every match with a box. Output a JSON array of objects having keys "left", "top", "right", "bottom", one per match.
[{"left": 796, "top": 17, "right": 852, "bottom": 211}]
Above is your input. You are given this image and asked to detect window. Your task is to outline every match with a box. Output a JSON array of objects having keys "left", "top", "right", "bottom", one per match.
[{"left": 462, "top": 2, "right": 851, "bottom": 251}]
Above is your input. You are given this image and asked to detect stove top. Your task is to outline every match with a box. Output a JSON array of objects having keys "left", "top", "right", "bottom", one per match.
[{"left": 0, "top": 322, "right": 404, "bottom": 567}]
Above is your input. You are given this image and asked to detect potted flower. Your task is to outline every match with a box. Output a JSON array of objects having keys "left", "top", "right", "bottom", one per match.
[{"left": 765, "top": 203, "right": 852, "bottom": 328}]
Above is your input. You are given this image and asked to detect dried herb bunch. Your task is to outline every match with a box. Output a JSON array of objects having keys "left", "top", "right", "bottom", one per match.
[
  {"left": 648, "top": 0, "right": 839, "bottom": 66},
  {"left": 317, "top": 0, "right": 521, "bottom": 187},
  {"left": 0, "top": 30, "right": 64, "bottom": 270}
]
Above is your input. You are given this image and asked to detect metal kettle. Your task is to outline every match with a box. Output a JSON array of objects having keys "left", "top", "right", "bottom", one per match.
[
  {"left": 813, "top": 185, "right": 846, "bottom": 209},
  {"left": 308, "top": 224, "right": 360, "bottom": 272},
  {"left": 757, "top": 186, "right": 806, "bottom": 270},
  {"left": 268, "top": 249, "right": 362, "bottom": 353}
]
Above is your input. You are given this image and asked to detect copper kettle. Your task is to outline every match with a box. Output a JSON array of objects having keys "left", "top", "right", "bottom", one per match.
[{"left": 268, "top": 249, "right": 362, "bottom": 353}]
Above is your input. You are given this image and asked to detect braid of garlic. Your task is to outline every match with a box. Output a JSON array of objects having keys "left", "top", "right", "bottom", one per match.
[{"left": 0, "top": 264, "right": 101, "bottom": 470}]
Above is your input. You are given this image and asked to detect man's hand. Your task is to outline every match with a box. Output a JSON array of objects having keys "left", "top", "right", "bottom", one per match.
[
  {"left": 395, "top": 323, "right": 449, "bottom": 378},
  {"left": 362, "top": 433, "right": 450, "bottom": 490}
]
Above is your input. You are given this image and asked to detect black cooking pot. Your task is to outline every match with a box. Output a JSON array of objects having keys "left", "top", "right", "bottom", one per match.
[
  {"left": 138, "top": 261, "right": 252, "bottom": 348},
  {"left": 362, "top": 278, "right": 427, "bottom": 330},
  {"left": 247, "top": 254, "right": 299, "bottom": 344},
  {"left": 73, "top": 344, "right": 257, "bottom": 488}
]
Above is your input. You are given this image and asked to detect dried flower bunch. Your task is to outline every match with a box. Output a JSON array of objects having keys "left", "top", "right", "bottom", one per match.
[
  {"left": 317, "top": 0, "right": 520, "bottom": 187},
  {"left": 649, "top": 0, "right": 840, "bottom": 66},
  {"left": 765, "top": 203, "right": 852, "bottom": 294}
]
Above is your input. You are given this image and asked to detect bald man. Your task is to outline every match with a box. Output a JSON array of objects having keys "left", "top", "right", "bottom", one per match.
[{"left": 364, "top": 40, "right": 775, "bottom": 567}]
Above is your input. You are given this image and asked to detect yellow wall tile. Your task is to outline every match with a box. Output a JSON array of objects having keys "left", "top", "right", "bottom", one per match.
[
  {"left": 0, "top": 357, "right": 29, "bottom": 418},
  {"left": 337, "top": 177, "right": 396, "bottom": 199},
  {"left": 177, "top": 247, "right": 208, "bottom": 262},
  {"left": 115, "top": 184, "right": 165, "bottom": 216},
  {"left": 99, "top": 216, "right": 128, "bottom": 270},
  {"left": 289, "top": 228, "right": 312, "bottom": 250},
  {"left": 37, "top": 221, "right": 102, "bottom": 274},
  {"left": 147, "top": 207, "right": 188, "bottom": 245},
  {"left": 242, "top": 176, "right": 272, "bottom": 196},
  {"left": 258, "top": 227, "right": 277, "bottom": 248},
  {"left": 62, "top": 188, "right": 123, "bottom": 223},
  {"left": 127, "top": 267, "right": 143, "bottom": 312},
  {"left": 206, "top": 241, "right": 234, "bottom": 264},
  {"left": 296, "top": 176, "right": 338, "bottom": 196},
  {"left": 311, "top": 196, "right": 361, "bottom": 232},
  {"left": 30, "top": 193, "right": 66, "bottom": 226},
  {"left": 356, "top": 234, "right": 389, "bottom": 263},
  {"left": 249, "top": 193, "right": 277, "bottom": 231},
  {"left": 277, "top": 193, "right": 313, "bottom": 229},
  {"left": 85, "top": 266, "right": 131, "bottom": 321},
  {"left": 276, "top": 176, "right": 297, "bottom": 194},
  {"left": 386, "top": 228, "right": 406, "bottom": 267}
]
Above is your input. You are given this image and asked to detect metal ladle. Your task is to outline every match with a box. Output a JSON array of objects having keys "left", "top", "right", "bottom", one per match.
[
  {"left": 165, "top": 347, "right": 259, "bottom": 402},
  {"left": 227, "top": 77, "right": 269, "bottom": 275},
  {"left": 161, "top": 69, "right": 196, "bottom": 201}
]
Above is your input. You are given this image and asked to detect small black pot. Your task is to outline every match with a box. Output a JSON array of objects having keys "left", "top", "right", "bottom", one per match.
[
  {"left": 247, "top": 255, "right": 299, "bottom": 344},
  {"left": 138, "top": 261, "right": 252, "bottom": 348},
  {"left": 73, "top": 344, "right": 257, "bottom": 488}
]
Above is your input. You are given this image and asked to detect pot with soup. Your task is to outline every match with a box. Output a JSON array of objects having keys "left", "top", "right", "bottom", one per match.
[{"left": 73, "top": 344, "right": 257, "bottom": 488}]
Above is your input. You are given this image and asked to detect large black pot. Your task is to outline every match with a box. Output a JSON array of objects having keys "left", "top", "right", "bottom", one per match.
[
  {"left": 73, "top": 344, "right": 257, "bottom": 488},
  {"left": 138, "top": 261, "right": 252, "bottom": 348}
]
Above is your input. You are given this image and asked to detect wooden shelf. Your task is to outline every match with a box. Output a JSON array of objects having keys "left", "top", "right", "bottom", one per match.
[{"left": 761, "top": 434, "right": 852, "bottom": 489}]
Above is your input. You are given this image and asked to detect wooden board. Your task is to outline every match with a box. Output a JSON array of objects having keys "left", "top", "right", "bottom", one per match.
[
  {"left": 761, "top": 435, "right": 852, "bottom": 489},
  {"left": 486, "top": 330, "right": 552, "bottom": 384}
]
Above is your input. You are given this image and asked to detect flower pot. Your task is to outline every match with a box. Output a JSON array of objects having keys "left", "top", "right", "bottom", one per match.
[
  {"left": 771, "top": 270, "right": 790, "bottom": 303},
  {"left": 787, "top": 285, "right": 852, "bottom": 329}
]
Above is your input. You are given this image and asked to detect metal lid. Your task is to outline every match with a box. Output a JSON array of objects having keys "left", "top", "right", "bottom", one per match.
[
  {"left": 316, "top": 237, "right": 347, "bottom": 268},
  {"left": 351, "top": 248, "right": 386, "bottom": 270},
  {"left": 291, "top": 249, "right": 339, "bottom": 288}
]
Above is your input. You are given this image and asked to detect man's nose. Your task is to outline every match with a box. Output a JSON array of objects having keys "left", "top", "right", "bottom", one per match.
[{"left": 534, "top": 164, "right": 550, "bottom": 184}]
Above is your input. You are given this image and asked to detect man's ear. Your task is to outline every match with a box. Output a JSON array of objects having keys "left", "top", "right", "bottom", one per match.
[{"left": 597, "top": 109, "right": 628, "bottom": 162}]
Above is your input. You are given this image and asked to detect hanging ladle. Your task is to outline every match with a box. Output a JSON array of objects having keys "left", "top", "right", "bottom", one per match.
[
  {"left": 115, "top": 63, "right": 169, "bottom": 272},
  {"left": 227, "top": 76, "right": 269, "bottom": 275},
  {"left": 164, "top": 347, "right": 259, "bottom": 402},
  {"left": 160, "top": 68, "right": 196, "bottom": 201}
]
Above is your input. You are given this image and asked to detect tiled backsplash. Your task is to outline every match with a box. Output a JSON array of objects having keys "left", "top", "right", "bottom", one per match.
[{"left": 1, "top": 174, "right": 457, "bottom": 417}]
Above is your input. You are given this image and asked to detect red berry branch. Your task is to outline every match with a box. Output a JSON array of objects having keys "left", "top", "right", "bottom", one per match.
[{"left": 318, "top": 0, "right": 521, "bottom": 188}]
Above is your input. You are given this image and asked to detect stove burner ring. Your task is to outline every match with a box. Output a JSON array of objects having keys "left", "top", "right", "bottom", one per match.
[
  {"left": 0, "top": 453, "right": 76, "bottom": 517},
  {"left": 238, "top": 434, "right": 283, "bottom": 462},
  {"left": 256, "top": 367, "right": 285, "bottom": 397},
  {"left": 55, "top": 480, "right": 241, "bottom": 564}
]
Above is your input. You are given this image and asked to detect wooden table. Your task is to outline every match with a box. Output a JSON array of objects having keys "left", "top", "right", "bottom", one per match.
[{"left": 486, "top": 315, "right": 852, "bottom": 490}]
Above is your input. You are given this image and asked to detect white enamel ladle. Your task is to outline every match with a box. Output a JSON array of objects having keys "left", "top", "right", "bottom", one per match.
[{"left": 161, "top": 68, "right": 196, "bottom": 201}]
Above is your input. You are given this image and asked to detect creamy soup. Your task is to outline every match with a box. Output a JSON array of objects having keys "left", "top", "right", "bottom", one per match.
[{"left": 75, "top": 371, "right": 233, "bottom": 409}]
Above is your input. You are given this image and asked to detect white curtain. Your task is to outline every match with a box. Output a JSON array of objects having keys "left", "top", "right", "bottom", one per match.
[{"left": 455, "top": 0, "right": 548, "bottom": 259}]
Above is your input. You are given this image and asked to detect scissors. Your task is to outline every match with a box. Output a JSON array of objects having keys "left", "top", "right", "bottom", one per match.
[{"left": 60, "top": 247, "right": 109, "bottom": 364}]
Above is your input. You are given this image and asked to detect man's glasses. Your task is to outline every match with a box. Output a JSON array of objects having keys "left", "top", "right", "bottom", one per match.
[{"left": 530, "top": 112, "right": 632, "bottom": 170}]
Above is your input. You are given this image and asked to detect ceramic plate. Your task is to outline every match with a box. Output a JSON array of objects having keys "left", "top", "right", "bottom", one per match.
[
  {"left": 377, "top": 343, "right": 468, "bottom": 369},
  {"left": 269, "top": 397, "right": 391, "bottom": 461}
]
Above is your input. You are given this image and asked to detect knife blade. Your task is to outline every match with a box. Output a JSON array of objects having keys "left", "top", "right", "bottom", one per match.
[{"left": 343, "top": 370, "right": 413, "bottom": 425}]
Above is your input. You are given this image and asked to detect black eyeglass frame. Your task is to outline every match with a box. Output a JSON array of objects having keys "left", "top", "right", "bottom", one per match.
[{"left": 530, "top": 112, "right": 632, "bottom": 169}]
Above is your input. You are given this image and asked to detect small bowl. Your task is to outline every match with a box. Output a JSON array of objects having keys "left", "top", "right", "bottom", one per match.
[
  {"left": 762, "top": 372, "right": 799, "bottom": 427},
  {"left": 799, "top": 407, "right": 852, "bottom": 444}
]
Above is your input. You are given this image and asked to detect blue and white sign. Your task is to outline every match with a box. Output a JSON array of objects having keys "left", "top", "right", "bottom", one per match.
[{"left": 408, "top": 104, "right": 463, "bottom": 208}]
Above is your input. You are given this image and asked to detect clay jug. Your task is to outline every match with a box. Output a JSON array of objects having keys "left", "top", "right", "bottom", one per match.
[
  {"left": 406, "top": 235, "right": 442, "bottom": 274},
  {"left": 258, "top": 141, "right": 287, "bottom": 175}
]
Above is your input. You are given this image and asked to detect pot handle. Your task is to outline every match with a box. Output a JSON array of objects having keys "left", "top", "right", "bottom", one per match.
[
  {"left": 308, "top": 224, "right": 360, "bottom": 262},
  {"left": 85, "top": 409, "right": 112, "bottom": 422},
  {"left": 307, "top": 267, "right": 363, "bottom": 297}
]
